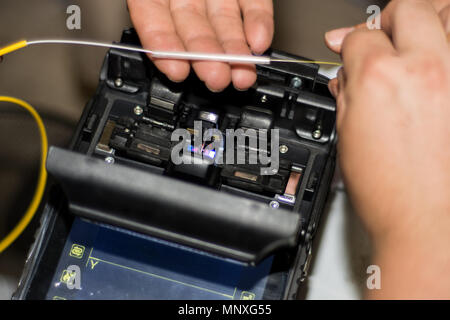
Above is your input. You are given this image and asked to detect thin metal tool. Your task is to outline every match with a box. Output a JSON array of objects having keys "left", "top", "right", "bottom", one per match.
[{"left": 0, "top": 39, "right": 342, "bottom": 66}]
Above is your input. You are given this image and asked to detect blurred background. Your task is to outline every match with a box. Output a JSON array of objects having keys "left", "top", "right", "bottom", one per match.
[{"left": 0, "top": 0, "right": 387, "bottom": 299}]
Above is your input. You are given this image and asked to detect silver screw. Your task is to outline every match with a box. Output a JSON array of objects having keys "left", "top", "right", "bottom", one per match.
[
  {"left": 134, "top": 106, "right": 144, "bottom": 116},
  {"left": 291, "top": 77, "right": 303, "bottom": 89},
  {"left": 279, "top": 145, "right": 289, "bottom": 154},
  {"left": 114, "top": 78, "right": 123, "bottom": 87},
  {"left": 312, "top": 130, "right": 322, "bottom": 139},
  {"left": 105, "top": 157, "right": 115, "bottom": 164},
  {"left": 261, "top": 95, "right": 268, "bottom": 103},
  {"left": 269, "top": 201, "right": 280, "bottom": 209}
]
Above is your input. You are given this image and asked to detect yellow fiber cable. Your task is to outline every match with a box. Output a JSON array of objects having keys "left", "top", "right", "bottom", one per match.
[
  {"left": 0, "top": 40, "right": 28, "bottom": 57},
  {"left": 0, "top": 96, "right": 48, "bottom": 253},
  {"left": 270, "top": 59, "right": 342, "bottom": 66}
]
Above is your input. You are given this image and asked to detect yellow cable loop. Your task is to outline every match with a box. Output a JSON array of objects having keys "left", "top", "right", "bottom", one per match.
[{"left": 0, "top": 96, "right": 48, "bottom": 253}]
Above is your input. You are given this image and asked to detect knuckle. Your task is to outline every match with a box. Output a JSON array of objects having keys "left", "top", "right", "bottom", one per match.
[
  {"left": 146, "top": 30, "right": 171, "bottom": 44},
  {"left": 361, "top": 53, "right": 391, "bottom": 76},
  {"left": 220, "top": 38, "right": 248, "bottom": 51},
  {"left": 208, "top": 9, "right": 241, "bottom": 24},
  {"left": 185, "top": 33, "right": 217, "bottom": 47},
  {"left": 341, "top": 30, "right": 366, "bottom": 53},
  {"left": 408, "top": 52, "right": 449, "bottom": 88},
  {"left": 355, "top": 54, "right": 395, "bottom": 89},
  {"left": 171, "top": 2, "right": 202, "bottom": 16}
]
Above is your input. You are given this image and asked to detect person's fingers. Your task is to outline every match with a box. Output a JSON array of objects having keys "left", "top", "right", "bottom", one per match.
[
  {"left": 239, "top": 0, "right": 274, "bottom": 54},
  {"left": 325, "top": 0, "right": 450, "bottom": 54},
  {"left": 128, "top": 0, "right": 190, "bottom": 82},
  {"left": 171, "top": 0, "right": 231, "bottom": 91},
  {"left": 206, "top": 0, "right": 256, "bottom": 90},
  {"left": 341, "top": 28, "right": 396, "bottom": 76},
  {"left": 381, "top": 0, "right": 447, "bottom": 52}
]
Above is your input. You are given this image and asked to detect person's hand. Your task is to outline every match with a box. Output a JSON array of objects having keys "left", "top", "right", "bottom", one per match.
[
  {"left": 127, "top": 0, "right": 274, "bottom": 92},
  {"left": 325, "top": 0, "right": 450, "bottom": 298},
  {"left": 324, "top": 0, "right": 450, "bottom": 53}
]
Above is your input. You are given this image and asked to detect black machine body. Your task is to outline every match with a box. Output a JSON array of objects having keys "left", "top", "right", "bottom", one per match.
[{"left": 15, "top": 29, "right": 337, "bottom": 300}]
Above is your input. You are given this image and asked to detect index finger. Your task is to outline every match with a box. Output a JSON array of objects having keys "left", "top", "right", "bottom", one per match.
[{"left": 128, "top": 0, "right": 190, "bottom": 82}]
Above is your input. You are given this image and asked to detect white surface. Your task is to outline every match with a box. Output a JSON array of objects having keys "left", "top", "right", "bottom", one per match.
[
  {"left": 0, "top": 275, "right": 17, "bottom": 300},
  {"left": 305, "top": 186, "right": 372, "bottom": 300}
]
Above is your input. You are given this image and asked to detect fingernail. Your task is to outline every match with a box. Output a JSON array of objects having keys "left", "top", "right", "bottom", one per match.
[
  {"left": 166, "top": 73, "right": 187, "bottom": 83},
  {"left": 325, "top": 27, "right": 354, "bottom": 50},
  {"left": 205, "top": 84, "right": 223, "bottom": 93},
  {"left": 169, "top": 78, "right": 184, "bottom": 83},
  {"left": 234, "top": 85, "right": 249, "bottom": 92}
]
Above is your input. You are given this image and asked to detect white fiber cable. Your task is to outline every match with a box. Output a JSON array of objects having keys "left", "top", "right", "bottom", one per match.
[
  {"left": 27, "top": 39, "right": 272, "bottom": 64},
  {"left": 2, "top": 39, "right": 342, "bottom": 66}
]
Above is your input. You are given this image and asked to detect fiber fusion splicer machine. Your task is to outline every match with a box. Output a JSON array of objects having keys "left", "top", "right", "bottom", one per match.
[{"left": 14, "top": 30, "right": 337, "bottom": 300}]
